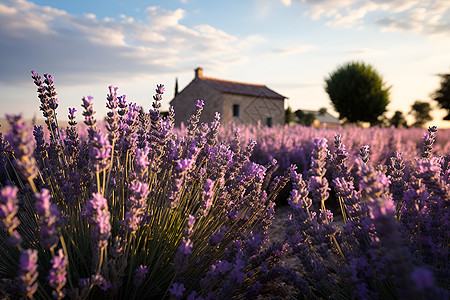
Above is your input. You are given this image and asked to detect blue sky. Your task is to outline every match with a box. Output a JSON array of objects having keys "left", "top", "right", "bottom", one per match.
[{"left": 1, "top": 0, "right": 449, "bottom": 127}]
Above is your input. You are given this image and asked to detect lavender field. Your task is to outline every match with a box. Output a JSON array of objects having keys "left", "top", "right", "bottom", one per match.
[{"left": 0, "top": 73, "right": 449, "bottom": 299}]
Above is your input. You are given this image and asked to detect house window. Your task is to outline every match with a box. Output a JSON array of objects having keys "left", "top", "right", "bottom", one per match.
[
  {"left": 233, "top": 104, "right": 240, "bottom": 117},
  {"left": 266, "top": 117, "right": 273, "bottom": 128}
]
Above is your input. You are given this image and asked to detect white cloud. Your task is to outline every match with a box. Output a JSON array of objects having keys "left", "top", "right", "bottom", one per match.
[
  {"left": 0, "top": 0, "right": 258, "bottom": 85},
  {"left": 270, "top": 45, "right": 314, "bottom": 55},
  {"left": 297, "top": 0, "right": 450, "bottom": 35},
  {"left": 280, "top": 0, "right": 292, "bottom": 6}
]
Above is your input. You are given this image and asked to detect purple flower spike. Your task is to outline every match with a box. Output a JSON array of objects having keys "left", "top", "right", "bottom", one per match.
[
  {"left": 152, "top": 84, "right": 165, "bottom": 109},
  {"left": 358, "top": 145, "right": 370, "bottom": 164},
  {"left": 178, "top": 238, "right": 193, "bottom": 256},
  {"left": 35, "top": 188, "right": 63, "bottom": 250},
  {"left": 134, "top": 265, "right": 148, "bottom": 287},
  {"left": 47, "top": 248, "right": 67, "bottom": 299},
  {"left": 201, "top": 178, "right": 214, "bottom": 216},
  {"left": 18, "top": 249, "right": 39, "bottom": 298},
  {"left": 83, "top": 193, "right": 111, "bottom": 249},
  {"left": 169, "top": 282, "right": 185, "bottom": 299},
  {"left": 6, "top": 114, "right": 39, "bottom": 180},
  {"left": 89, "top": 133, "right": 112, "bottom": 173},
  {"left": 196, "top": 99, "right": 204, "bottom": 107},
  {"left": 0, "top": 186, "right": 20, "bottom": 232},
  {"left": 184, "top": 214, "right": 196, "bottom": 237},
  {"left": 421, "top": 126, "right": 438, "bottom": 161},
  {"left": 0, "top": 185, "right": 22, "bottom": 246},
  {"left": 81, "top": 95, "right": 98, "bottom": 138},
  {"left": 68, "top": 107, "right": 77, "bottom": 117}
]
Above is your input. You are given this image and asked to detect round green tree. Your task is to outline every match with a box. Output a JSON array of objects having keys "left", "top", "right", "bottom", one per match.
[
  {"left": 432, "top": 73, "right": 450, "bottom": 120},
  {"left": 325, "top": 61, "right": 391, "bottom": 126}
]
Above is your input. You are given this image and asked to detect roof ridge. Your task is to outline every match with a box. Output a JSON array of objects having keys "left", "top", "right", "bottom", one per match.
[{"left": 201, "top": 76, "right": 266, "bottom": 87}]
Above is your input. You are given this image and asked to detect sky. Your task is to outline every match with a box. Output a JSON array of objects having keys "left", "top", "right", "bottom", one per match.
[{"left": 1, "top": 0, "right": 450, "bottom": 127}]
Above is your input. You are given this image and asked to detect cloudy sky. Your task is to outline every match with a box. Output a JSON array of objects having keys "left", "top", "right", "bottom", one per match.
[{"left": 1, "top": 0, "right": 449, "bottom": 127}]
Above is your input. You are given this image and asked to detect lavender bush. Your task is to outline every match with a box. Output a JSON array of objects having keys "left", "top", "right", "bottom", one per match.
[{"left": 0, "top": 72, "right": 285, "bottom": 299}]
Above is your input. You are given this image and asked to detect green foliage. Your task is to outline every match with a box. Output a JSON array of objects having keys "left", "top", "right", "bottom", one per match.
[
  {"left": 410, "top": 101, "right": 432, "bottom": 128},
  {"left": 294, "top": 110, "right": 315, "bottom": 126},
  {"left": 431, "top": 73, "right": 450, "bottom": 120},
  {"left": 285, "top": 106, "right": 293, "bottom": 124},
  {"left": 318, "top": 107, "right": 327, "bottom": 116},
  {"left": 389, "top": 110, "right": 408, "bottom": 128},
  {"left": 324, "top": 61, "right": 391, "bottom": 126}
]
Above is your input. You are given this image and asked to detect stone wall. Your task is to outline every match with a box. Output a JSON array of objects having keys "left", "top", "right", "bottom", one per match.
[
  {"left": 222, "top": 94, "right": 284, "bottom": 126},
  {"left": 171, "top": 79, "right": 223, "bottom": 126}
]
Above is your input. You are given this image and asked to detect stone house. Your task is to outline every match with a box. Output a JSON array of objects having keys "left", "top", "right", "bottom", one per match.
[{"left": 170, "top": 68, "right": 286, "bottom": 127}]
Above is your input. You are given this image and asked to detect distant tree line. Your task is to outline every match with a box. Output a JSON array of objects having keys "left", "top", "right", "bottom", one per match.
[{"left": 285, "top": 61, "right": 450, "bottom": 128}]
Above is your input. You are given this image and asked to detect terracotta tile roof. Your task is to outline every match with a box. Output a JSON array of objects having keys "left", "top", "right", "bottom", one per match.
[{"left": 200, "top": 76, "right": 286, "bottom": 99}]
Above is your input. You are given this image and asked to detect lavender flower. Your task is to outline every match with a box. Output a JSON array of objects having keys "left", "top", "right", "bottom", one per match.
[
  {"left": 35, "top": 188, "right": 63, "bottom": 250},
  {"left": 169, "top": 282, "right": 185, "bottom": 299},
  {"left": 186, "top": 99, "right": 204, "bottom": 137},
  {"left": 83, "top": 193, "right": 111, "bottom": 248},
  {"left": 152, "top": 84, "right": 165, "bottom": 110},
  {"left": 174, "top": 237, "right": 194, "bottom": 273},
  {"left": 33, "top": 125, "right": 47, "bottom": 162},
  {"left": 201, "top": 178, "right": 214, "bottom": 216},
  {"left": 105, "top": 86, "right": 121, "bottom": 143},
  {"left": 122, "top": 181, "right": 149, "bottom": 233},
  {"left": 6, "top": 114, "right": 39, "bottom": 180},
  {"left": 134, "top": 265, "right": 148, "bottom": 287},
  {"left": 31, "top": 71, "right": 56, "bottom": 119},
  {"left": 0, "top": 186, "right": 20, "bottom": 233},
  {"left": 421, "top": 126, "right": 437, "bottom": 161},
  {"left": 179, "top": 238, "right": 193, "bottom": 256},
  {"left": 81, "top": 95, "right": 98, "bottom": 139},
  {"left": 47, "top": 248, "right": 67, "bottom": 299},
  {"left": 17, "top": 249, "right": 39, "bottom": 298},
  {"left": 117, "top": 95, "right": 128, "bottom": 116},
  {"left": 330, "top": 134, "right": 350, "bottom": 179},
  {"left": 358, "top": 145, "right": 370, "bottom": 164},
  {"left": 68, "top": 107, "right": 77, "bottom": 126},
  {"left": 287, "top": 165, "right": 310, "bottom": 209},
  {"left": 184, "top": 214, "right": 195, "bottom": 237},
  {"left": 65, "top": 108, "right": 79, "bottom": 162},
  {"left": 308, "top": 138, "right": 330, "bottom": 209},
  {"left": 0, "top": 127, "right": 13, "bottom": 166},
  {"left": 206, "top": 112, "right": 221, "bottom": 147},
  {"left": 0, "top": 185, "right": 22, "bottom": 246},
  {"left": 89, "top": 133, "right": 112, "bottom": 173}
]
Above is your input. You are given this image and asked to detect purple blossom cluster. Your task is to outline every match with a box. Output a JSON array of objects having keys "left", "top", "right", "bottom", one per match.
[
  {"left": 0, "top": 186, "right": 21, "bottom": 246},
  {"left": 47, "top": 248, "right": 67, "bottom": 299},
  {"left": 35, "top": 188, "right": 63, "bottom": 250},
  {"left": 83, "top": 192, "right": 111, "bottom": 249},
  {"left": 6, "top": 114, "right": 39, "bottom": 180}
]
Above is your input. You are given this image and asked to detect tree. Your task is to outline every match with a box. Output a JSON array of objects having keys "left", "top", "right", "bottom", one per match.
[
  {"left": 285, "top": 106, "right": 293, "bottom": 124},
  {"left": 431, "top": 73, "right": 450, "bottom": 120},
  {"left": 174, "top": 77, "right": 179, "bottom": 97},
  {"left": 389, "top": 110, "right": 408, "bottom": 128},
  {"left": 324, "top": 61, "right": 391, "bottom": 126},
  {"left": 294, "top": 109, "right": 315, "bottom": 126},
  {"left": 410, "top": 101, "right": 432, "bottom": 127},
  {"left": 318, "top": 107, "right": 327, "bottom": 116}
]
